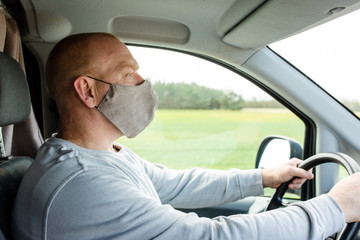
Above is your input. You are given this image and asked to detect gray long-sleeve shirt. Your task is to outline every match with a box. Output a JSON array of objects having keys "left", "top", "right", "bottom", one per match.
[{"left": 12, "top": 136, "right": 345, "bottom": 239}]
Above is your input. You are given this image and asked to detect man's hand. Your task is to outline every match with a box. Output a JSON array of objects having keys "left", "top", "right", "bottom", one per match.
[
  {"left": 329, "top": 172, "right": 360, "bottom": 223},
  {"left": 261, "top": 158, "right": 314, "bottom": 189}
]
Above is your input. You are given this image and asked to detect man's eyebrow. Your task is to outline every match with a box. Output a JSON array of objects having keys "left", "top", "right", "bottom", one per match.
[{"left": 116, "top": 60, "right": 139, "bottom": 71}]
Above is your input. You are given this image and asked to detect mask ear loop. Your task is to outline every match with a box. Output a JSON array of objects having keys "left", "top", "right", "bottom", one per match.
[
  {"left": 87, "top": 75, "right": 112, "bottom": 85},
  {"left": 86, "top": 75, "right": 113, "bottom": 109},
  {"left": 95, "top": 86, "right": 113, "bottom": 109}
]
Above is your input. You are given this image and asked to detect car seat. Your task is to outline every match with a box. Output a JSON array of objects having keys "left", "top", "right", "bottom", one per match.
[{"left": 0, "top": 52, "right": 33, "bottom": 240}]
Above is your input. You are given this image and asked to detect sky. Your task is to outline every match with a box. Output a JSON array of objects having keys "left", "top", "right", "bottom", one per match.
[
  {"left": 129, "top": 46, "right": 269, "bottom": 100},
  {"left": 129, "top": 8, "right": 360, "bottom": 103},
  {"left": 271, "top": 8, "right": 360, "bottom": 102}
]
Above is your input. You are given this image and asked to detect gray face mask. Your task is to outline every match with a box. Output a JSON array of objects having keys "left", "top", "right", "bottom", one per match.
[{"left": 87, "top": 76, "right": 159, "bottom": 138}]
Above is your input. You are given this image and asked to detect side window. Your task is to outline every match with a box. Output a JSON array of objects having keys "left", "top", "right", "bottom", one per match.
[{"left": 118, "top": 46, "right": 305, "bottom": 172}]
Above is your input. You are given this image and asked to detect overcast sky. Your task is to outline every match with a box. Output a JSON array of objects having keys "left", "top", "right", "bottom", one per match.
[
  {"left": 129, "top": 46, "right": 268, "bottom": 100},
  {"left": 271, "top": 8, "right": 360, "bottom": 102}
]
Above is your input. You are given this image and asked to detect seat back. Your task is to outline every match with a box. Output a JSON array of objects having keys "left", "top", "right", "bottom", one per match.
[
  {"left": 0, "top": 52, "right": 34, "bottom": 239},
  {"left": 0, "top": 158, "right": 32, "bottom": 239}
]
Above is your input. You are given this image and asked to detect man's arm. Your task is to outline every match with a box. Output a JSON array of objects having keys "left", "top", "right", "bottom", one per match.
[
  {"left": 46, "top": 168, "right": 344, "bottom": 240},
  {"left": 146, "top": 164, "right": 264, "bottom": 208},
  {"left": 140, "top": 154, "right": 312, "bottom": 209},
  {"left": 153, "top": 195, "right": 344, "bottom": 240}
]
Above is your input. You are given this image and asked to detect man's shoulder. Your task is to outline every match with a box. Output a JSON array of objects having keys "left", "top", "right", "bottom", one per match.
[{"left": 35, "top": 137, "right": 146, "bottom": 181}]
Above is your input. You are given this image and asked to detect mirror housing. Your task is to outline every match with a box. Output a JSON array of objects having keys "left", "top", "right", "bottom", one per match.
[{"left": 255, "top": 136, "right": 303, "bottom": 169}]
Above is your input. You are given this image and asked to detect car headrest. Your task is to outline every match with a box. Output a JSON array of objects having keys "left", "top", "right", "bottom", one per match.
[{"left": 0, "top": 52, "right": 31, "bottom": 127}]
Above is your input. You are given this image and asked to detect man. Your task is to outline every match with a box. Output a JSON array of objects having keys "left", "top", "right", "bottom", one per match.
[{"left": 12, "top": 33, "right": 360, "bottom": 239}]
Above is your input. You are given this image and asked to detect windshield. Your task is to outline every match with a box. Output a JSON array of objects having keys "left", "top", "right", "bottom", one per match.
[{"left": 270, "top": 9, "right": 360, "bottom": 117}]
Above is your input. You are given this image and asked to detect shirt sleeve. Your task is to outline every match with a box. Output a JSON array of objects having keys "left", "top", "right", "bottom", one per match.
[
  {"left": 154, "top": 195, "right": 345, "bottom": 240},
  {"left": 137, "top": 157, "right": 263, "bottom": 208},
  {"left": 48, "top": 168, "right": 345, "bottom": 240}
]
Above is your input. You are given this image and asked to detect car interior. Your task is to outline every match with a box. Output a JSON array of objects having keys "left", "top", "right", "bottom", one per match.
[{"left": 1, "top": 0, "right": 360, "bottom": 239}]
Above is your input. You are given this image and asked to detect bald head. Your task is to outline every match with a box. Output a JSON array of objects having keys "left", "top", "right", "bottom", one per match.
[{"left": 46, "top": 33, "right": 123, "bottom": 108}]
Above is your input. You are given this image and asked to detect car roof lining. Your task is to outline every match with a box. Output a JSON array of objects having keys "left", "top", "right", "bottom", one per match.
[
  {"left": 222, "top": 0, "right": 360, "bottom": 48},
  {"left": 17, "top": 0, "right": 360, "bottom": 48}
]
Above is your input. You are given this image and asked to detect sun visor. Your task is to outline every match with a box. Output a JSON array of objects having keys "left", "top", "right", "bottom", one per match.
[
  {"left": 221, "top": 0, "right": 360, "bottom": 49},
  {"left": 217, "top": 0, "right": 266, "bottom": 37},
  {"left": 111, "top": 16, "right": 190, "bottom": 44}
]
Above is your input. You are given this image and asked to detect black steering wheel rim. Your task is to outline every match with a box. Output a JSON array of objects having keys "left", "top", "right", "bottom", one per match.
[{"left": 265, "top": 152, "right": 360, "bottom": 240}]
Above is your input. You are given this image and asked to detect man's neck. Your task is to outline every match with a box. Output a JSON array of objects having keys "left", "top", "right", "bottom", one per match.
[
  {"left": 57, "top": 131, "right": 117, "bottom": 152},
  {"left": 57, "top": 112, "right": 121, "bottom": 152}
]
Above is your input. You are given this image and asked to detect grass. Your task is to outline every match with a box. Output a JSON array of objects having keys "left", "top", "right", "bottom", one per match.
[{"left": 117, "top": 109, "right": 305, "bottom": 170}]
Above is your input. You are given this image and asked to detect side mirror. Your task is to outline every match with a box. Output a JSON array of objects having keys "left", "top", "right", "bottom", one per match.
[{"left": 255, "top": 136, "right": 303, "bottom": 169}]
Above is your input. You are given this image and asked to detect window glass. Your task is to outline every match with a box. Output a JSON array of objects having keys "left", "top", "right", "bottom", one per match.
[
  {"left": 117, "top": 46, "right": 305, "bottom": 172},
  {"left": 270, "top": 9, "right": 360, "bottom": 117}
]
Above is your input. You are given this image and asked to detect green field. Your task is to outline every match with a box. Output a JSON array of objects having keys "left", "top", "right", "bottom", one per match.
[{"left": 117, "top": 109, "right": 305, "bottom": 170}]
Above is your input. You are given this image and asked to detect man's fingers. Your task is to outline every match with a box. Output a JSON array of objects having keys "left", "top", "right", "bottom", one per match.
[
  {"left": 288, "top": 167, "right": 314, "bottom": 180},
  {"left": 286, "top": 166, "right": 313, "bottom": 189},
  {"left": 263, "top": 159, "right": 313, "bottom": 189},
  {"left": 292, "top": 178, "right": 306, "bottom": 185},
  {"left": 287, "top": 159, "right": 313, "bottom": 180},
  {"left": 289, "top": 158, "right": 303, "bottom": 166},
  {"left": 288, "top": 178, "right": 306, "bottom": 189}
]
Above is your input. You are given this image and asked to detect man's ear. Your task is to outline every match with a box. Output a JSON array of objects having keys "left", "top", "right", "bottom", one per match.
[{"left": 73, "top": 76, "right": 97, "bottom": 108}]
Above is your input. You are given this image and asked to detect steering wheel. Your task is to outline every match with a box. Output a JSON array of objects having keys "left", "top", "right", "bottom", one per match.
[{"left": 265, "top": 152, "right": 360, "bottom": 240}]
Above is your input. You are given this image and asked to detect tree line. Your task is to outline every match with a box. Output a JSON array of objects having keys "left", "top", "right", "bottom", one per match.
[
  {"left": 152, "top": 81, "right": 360, "bottom": 112},
  {"left": 152, "top": 81, "right": 284, "bottom": 110}
]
